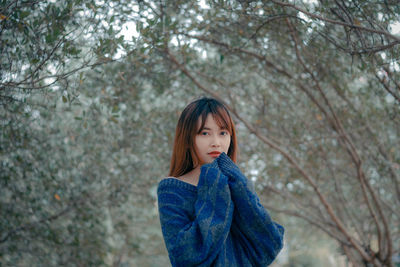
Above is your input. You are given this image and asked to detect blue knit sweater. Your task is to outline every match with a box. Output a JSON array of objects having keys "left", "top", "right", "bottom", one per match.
[{"left": 157, "top": 153, "right": 284, "bottom": 266}]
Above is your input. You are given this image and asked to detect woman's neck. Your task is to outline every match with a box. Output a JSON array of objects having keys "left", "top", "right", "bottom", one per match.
[{"left": 179, "top": 166, "right": 201, "bottom": 186}]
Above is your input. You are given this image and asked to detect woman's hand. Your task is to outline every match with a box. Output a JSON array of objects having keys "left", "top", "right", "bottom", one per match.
[{"left": 215, "top": 152, "right": 246, "bottom": 184}]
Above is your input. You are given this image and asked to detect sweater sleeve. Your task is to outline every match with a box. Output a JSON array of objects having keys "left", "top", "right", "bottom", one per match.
[
  {"left": 157, "top": 161, "right": 234, "bottom": 267},
  {"left": 216, "top": 153, "right": 285, "bottom": 266}
]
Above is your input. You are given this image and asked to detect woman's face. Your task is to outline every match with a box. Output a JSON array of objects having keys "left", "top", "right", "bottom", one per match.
[{"left": 194, "top": 114, "right": 231, "bottom": 166}]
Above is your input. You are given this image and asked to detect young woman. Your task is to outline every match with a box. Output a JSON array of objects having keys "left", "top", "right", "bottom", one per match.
[{"left": 157, "top": 97, "right": 284, "bottom": 266}]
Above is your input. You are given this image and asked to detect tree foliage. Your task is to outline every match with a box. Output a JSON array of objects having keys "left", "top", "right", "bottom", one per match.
[{"left": 142, "top": 0, "right": 399, "bottom": 265}]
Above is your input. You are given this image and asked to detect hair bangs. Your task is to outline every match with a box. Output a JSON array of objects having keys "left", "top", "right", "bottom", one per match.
[{"left": 197, "top": 103, "right": 232, "bottom": 134}]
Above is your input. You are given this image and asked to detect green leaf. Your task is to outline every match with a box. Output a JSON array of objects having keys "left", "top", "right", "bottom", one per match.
[
  {"left": 45, "top": 34, "right": 55, "bottom": 44},
  {"left": 62, "top": 96, "right": 68, "bottom": 103},
  {"left": 31, "top": 58, "right": 40, "bottom": 64},
  {"left": 20, "top": 11, "right": 30, "bottom": 19},
  {"left": 68, "top": 47, "right": 81, "bottom": 56},
  {"left": 110, "top": 117, "right": 118, "bottom": 123},
  {"left": 108, "top": 26, "right": 114, "bottom": 35},
  {"left": 136, "top": 21, "right": 142, "bottom": 32}
]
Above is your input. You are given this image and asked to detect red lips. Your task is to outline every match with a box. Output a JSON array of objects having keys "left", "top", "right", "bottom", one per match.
[{"left": 208, "top": 151, "right": 221, "bottom": 157}]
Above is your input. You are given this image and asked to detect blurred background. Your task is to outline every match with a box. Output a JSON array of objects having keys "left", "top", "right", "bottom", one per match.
[{"left": 1, "top": 0, "right": 399, "bottom": 266}]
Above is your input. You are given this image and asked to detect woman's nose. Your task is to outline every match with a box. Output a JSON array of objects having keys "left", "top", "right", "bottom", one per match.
[{"left": 211, "top": 136, "right": 221, "bottom": 147}]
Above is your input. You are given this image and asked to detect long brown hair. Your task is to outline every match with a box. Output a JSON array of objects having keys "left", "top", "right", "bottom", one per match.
[{"left": 169, "top": 97, "right": 237, "bottom": 177}]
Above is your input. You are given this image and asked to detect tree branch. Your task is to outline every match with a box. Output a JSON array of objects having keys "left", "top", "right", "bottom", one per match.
[
  {"left": 286, "top": 18, "right": 392, "bottom": 265},
  {"left": 165, "top": 47, "right": 374, "bottom": 264},
  {"left": 271, "top": 0, "right": 400, "bottom": 42}
]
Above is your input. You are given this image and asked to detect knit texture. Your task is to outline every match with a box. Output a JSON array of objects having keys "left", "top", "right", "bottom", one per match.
[{"left": 157, "top": 153, "right": 284, "bottom": 267}]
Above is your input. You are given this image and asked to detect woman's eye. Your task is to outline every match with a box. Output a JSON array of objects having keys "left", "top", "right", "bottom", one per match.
[
  {"left": 221, "top": 131, "right": 228, "bottom": 136},
  {"left": 201, "top": 132, "right": 209, "bottom": 136}
]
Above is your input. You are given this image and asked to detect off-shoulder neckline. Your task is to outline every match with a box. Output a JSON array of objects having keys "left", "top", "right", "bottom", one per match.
[{"left": 159, "top": 177, "right": 198, "bottom": 192}]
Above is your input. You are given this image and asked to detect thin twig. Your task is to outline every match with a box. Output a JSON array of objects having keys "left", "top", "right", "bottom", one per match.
[{"left": 271, "top": 0, "right": 400, "bottom": 42}]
